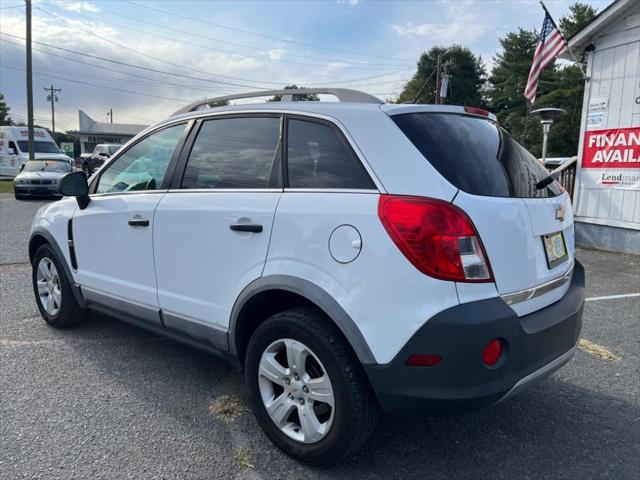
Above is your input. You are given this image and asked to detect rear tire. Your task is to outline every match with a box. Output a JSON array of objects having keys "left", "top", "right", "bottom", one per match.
[
  {"left": 244, "top": 307, "right": 379, "bottom": 464},
  {"left": 32, "top": 244, "right": 86, "bottom": 328}
]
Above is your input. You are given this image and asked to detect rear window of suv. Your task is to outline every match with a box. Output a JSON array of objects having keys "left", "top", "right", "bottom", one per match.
[{"left": 392, "top": 113, "right": 561, "bottom": 198}]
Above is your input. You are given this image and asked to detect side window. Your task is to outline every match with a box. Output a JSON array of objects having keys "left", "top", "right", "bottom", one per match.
[
  {"left": 8, "top": 141, "right": 17, "bottom": 152},
  {"left": 286, "top": 118, "right": 374, "bottom": 189},
  {"left": 181, "top": 117, "right": 281, "bottom": 189},
  {"left": 96, "top": 124, "right": 186, "bottom": 194}
]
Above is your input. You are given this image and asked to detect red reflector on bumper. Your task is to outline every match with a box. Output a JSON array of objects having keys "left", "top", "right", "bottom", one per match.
[
  {"left": 482, "top": 339, "right": 503, "bottom": 366},
  {"left": 406, "top": 354, "right": 443, "bottom": 367}
]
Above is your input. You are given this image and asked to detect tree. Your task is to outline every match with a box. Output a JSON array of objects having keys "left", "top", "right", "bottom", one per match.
[
  {"left": 207, "top": 99, "right": 230, "bottom": 108},
  {"left": 560, "top": 2, "right": 597, "bottom": 38},
  {"left": 397, "top": 45, "right": 486, "bottom": 106},
  {"left": 268, "top": 85, "right": 319, "bottom": 102},
  {"left": 0, "top": 93, "right": 13, "bottom": 125},
  {"left": 485, "top": 2, "right": 596, "bottom": 157}
]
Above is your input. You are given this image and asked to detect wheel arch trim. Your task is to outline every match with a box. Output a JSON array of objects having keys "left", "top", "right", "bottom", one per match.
[
  {"left": 29, "top": 228, "right": 85, "bottom": 307},
  {"left": 228, "top": 275, "right": 376, "bottom": 365}
]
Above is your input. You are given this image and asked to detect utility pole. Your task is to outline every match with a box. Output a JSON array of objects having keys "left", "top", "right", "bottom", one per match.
[
  {"left": 44, "top": 85, "right": 61, "bottom": 134},
  {"left": 435, "top": 54, "right": 442, "bottom": 105},
  {"left": 109, "top": 108, "right": 113, "bottom": 123},
  {"left": 25, "top": 0, "right": 35, "bottom": 160},
  {"left": 434, "top": 48, "right": 454, "bottom": 105}
]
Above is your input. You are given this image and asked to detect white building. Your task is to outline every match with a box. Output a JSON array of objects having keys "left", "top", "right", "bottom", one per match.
[
  {"left": 562, "top": 0, "right": 640, "bottom": 254},
  {"left": 70, "top": 110, "right": 147, "bottom": 154}
]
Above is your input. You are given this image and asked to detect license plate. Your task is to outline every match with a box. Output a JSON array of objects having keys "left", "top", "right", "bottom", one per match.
[{"left": 543, "top": 231, "right": 568, "bottom": 269}]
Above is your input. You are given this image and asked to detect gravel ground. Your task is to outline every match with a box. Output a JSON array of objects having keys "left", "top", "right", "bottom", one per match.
[{"left": 0, "top": 194, "right": 638, "bottom": 479}]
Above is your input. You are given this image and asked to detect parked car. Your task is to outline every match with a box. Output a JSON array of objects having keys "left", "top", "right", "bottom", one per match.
[
  {"left": 13, "top": 158, "right": 74, "bottom": 200},
  {"left": 76, "top": 144, "right": 121, "bottom": 175},
  {"left": 0, "top": 126, "right": 73, "bottom": 178},
  {"left": 29, "top": 89, "right": 584, "bottom": 464}
]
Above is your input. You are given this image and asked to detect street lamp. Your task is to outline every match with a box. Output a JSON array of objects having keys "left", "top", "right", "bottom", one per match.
[{"left": 530, "top": 107, "right": 566, "bottom": 166}]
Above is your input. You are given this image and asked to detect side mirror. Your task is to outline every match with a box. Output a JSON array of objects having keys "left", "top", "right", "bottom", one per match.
[
  {"left": 8, "top": 147, "right": 16, "bottom": 155},
  {"left": 99, "top": 152, "right": 109, "bottom": 157},
  {"left": 60, "top": 171, "right": 90, "bottom": 210}
]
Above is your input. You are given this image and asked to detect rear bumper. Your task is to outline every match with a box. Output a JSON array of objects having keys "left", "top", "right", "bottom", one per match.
[{"left": 365, "top": 260, "right": 585, "bottom": 415}]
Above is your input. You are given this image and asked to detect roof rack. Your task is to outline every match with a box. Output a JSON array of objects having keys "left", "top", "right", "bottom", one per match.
[{"left": 172, "top": 88, "right": 382, "bottom": 115}]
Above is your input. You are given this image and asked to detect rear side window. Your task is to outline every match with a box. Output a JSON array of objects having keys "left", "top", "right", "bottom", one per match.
[
  {"left": 392, "top": 113, "right": 561, "bottom": 198},
  {"left": 182, "top": 117, "right": 281, "bottom": 189},
  {"left": 286, "top": 118, "right": 374, "bottom": 189}
]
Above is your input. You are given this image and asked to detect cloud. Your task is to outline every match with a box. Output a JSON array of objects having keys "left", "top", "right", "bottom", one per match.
[
  {"left": 268, "top": 49, "right": 284, "bottom": 61},
  {"left": 390, "top": 20, "right": 490, "bottom": 44},
  {"left": 55, "top": 1, "right": 100, "bottom": 13},
  {"left": 336, "top": 0, "right": 360, "bottom": 5}
]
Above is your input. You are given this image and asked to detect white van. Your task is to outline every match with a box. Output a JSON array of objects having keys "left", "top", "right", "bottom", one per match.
[{"left": 0, "top": 127, "right": 74, "bottom": 178}]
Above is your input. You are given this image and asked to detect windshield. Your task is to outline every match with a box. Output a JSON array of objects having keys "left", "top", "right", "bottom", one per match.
[
  {"left": 392, "top": 112, "right": 561, "bottom": 198},
  {"left": 17, "top": 141, "right": 61, "bottom": 154},
  {"left": 23, "top": 160, "right": 72, "bottom": 172}
]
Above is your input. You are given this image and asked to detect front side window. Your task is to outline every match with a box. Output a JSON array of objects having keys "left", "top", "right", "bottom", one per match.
[
  {"left": 96, "top": 124, "right": 186, "bottom": 194},
  {"left": 181, "top": 117, "right": 281, "bottom": 189}
]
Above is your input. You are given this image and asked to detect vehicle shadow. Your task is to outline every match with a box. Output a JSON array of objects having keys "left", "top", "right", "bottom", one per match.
[{"left": 67, "top": 312, "right": 639, "bottom": 480}]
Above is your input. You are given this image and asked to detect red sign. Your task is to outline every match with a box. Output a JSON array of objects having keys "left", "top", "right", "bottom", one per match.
[{"left": 582, "top": 127, "right": 640, "bottom": 169}]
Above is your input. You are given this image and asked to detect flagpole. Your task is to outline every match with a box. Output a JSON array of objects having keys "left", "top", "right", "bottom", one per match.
[{"left": 539, "top": 0, "right": 589, "bottom": 81}]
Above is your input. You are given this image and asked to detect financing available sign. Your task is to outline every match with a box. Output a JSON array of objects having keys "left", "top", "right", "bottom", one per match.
[{"left": 582, "top": 127, "right": 640, "bottom": 188}]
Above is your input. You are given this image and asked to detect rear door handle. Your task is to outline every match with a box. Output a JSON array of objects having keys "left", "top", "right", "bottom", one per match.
[
  {"left": 229, "top": 223, "right": 263, "bottom": 233},
  {"left": 128, "top": 217, "right": 150, "bottom": 227}
]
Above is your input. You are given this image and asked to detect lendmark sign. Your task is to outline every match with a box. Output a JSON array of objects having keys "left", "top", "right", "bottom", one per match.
[{"left": 582, "top": 127, "right": 640, "bottom": 168}]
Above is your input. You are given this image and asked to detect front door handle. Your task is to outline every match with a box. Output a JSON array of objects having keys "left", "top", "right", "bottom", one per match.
[
  {"left": 128, "top": 217, "right": 150, "bottom": 227},
  {"left": 229, "top": 223, "right": 263, "bottom": 233}
]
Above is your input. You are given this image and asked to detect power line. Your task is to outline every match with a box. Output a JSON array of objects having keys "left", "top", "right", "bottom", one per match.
[
  {"left": 34, "top": 5, "right": 268, "bottom": 89},
  {"left": 1, "top": 52, "right": 235, "bottom": 96},
  {"left": 0, "top": 33, "right": 412, "bottom": 88},
  {"left": 2, "top": 64, "right": 193, "bottom": 103},
  {"left": 40, "top": 1, "right": 411, "bottom": 70},
  {"left": 123, "top": 0, "right": 414, "bottom": 64}
]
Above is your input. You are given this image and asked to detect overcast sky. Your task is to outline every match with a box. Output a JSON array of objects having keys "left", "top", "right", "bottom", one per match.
[{"left": 0, "top": 0, "right": 606, "bottom": 131}]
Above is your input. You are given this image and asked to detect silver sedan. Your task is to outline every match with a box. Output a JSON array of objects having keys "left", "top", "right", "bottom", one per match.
[{"left": 13, "top": 159, "right": 75, "bottom": 200}]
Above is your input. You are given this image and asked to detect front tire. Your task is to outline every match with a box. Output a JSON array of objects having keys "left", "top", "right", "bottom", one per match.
[
  {"left": 32, "top": 244, "right": 86, "bottom": 328},
  {"left": 244, "top": 307, "right": 379, "bottom": 464}
]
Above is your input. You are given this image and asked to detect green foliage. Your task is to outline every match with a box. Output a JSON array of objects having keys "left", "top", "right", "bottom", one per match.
[
  {"left": 268, "top": 85, "right": 319, "bottom": 102},
  {"left": 207, "top": 99, "right": 230, "bottom": 108},
  {"left": 559, "top": 2, "right": 598, "bottom": 38},
  {"left": 0, "top": 93, "right": 13, "bottom": 125},
  {"left": 398, "top": 45, "right": 485, "bottom": 106},
  {"left": 484, "top": 3, "right": 596, "bottom": 157}
]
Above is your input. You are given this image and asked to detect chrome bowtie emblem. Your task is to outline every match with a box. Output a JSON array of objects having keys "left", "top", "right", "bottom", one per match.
[{"left": 555, "top": 205, "right": 565, "bottom": 222}]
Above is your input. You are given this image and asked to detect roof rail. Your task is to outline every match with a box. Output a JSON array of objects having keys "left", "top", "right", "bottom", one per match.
[{"left": 172, "top": 88, "right": 382, "bottom": 115}]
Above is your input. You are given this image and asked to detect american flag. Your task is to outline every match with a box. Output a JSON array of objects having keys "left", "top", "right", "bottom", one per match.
[{"left": 524, "top": 12, "right": 568, "bottom": 104}]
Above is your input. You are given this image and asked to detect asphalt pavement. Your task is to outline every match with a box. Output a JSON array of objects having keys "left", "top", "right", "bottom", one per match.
[{"left": 0, "top": 194, "right": 638, "bottom": 479}]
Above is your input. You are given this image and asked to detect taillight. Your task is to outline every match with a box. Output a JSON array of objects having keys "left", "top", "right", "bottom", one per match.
[
  {"left": 378, "top": 195, "right": 493, "bottom": 282},
  {"left": 463, "top": 106, "right": 490, "bottom": 117}
]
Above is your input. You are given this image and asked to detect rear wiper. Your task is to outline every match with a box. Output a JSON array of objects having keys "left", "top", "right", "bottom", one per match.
[{"left": 535, "top": 174, "right": 555, "bottom": 190}]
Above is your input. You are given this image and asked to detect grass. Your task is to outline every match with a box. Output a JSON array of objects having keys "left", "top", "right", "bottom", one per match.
[
  {"left": 579, "top": 338, "right": 621, "bottom": 361},
  {"left": 233, "top": 447, "right": 254, "bottom": 470},
  {"left": 0, "top": 180, "right": 14, "bottom": 194},
  {"left": 209, "top": 394, "right": 245, "bottom": 424}
]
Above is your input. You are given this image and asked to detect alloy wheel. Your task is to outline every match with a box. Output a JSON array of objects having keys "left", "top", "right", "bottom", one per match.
[
  {"left": 258, "top": 338, "right": 335, "bottom": 444},
  {"left": 36, "top": 257, "right": 62, "bottom": 316}
]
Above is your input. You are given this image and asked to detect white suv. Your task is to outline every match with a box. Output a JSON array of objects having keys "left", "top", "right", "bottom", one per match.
[{"left": 29, "top": 89, "right": 585, "bottom": 464}]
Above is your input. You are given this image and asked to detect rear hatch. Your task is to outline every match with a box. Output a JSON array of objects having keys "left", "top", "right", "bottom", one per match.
[{"left": 391, "top": 111, "right": 574, "bottom": 312}]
